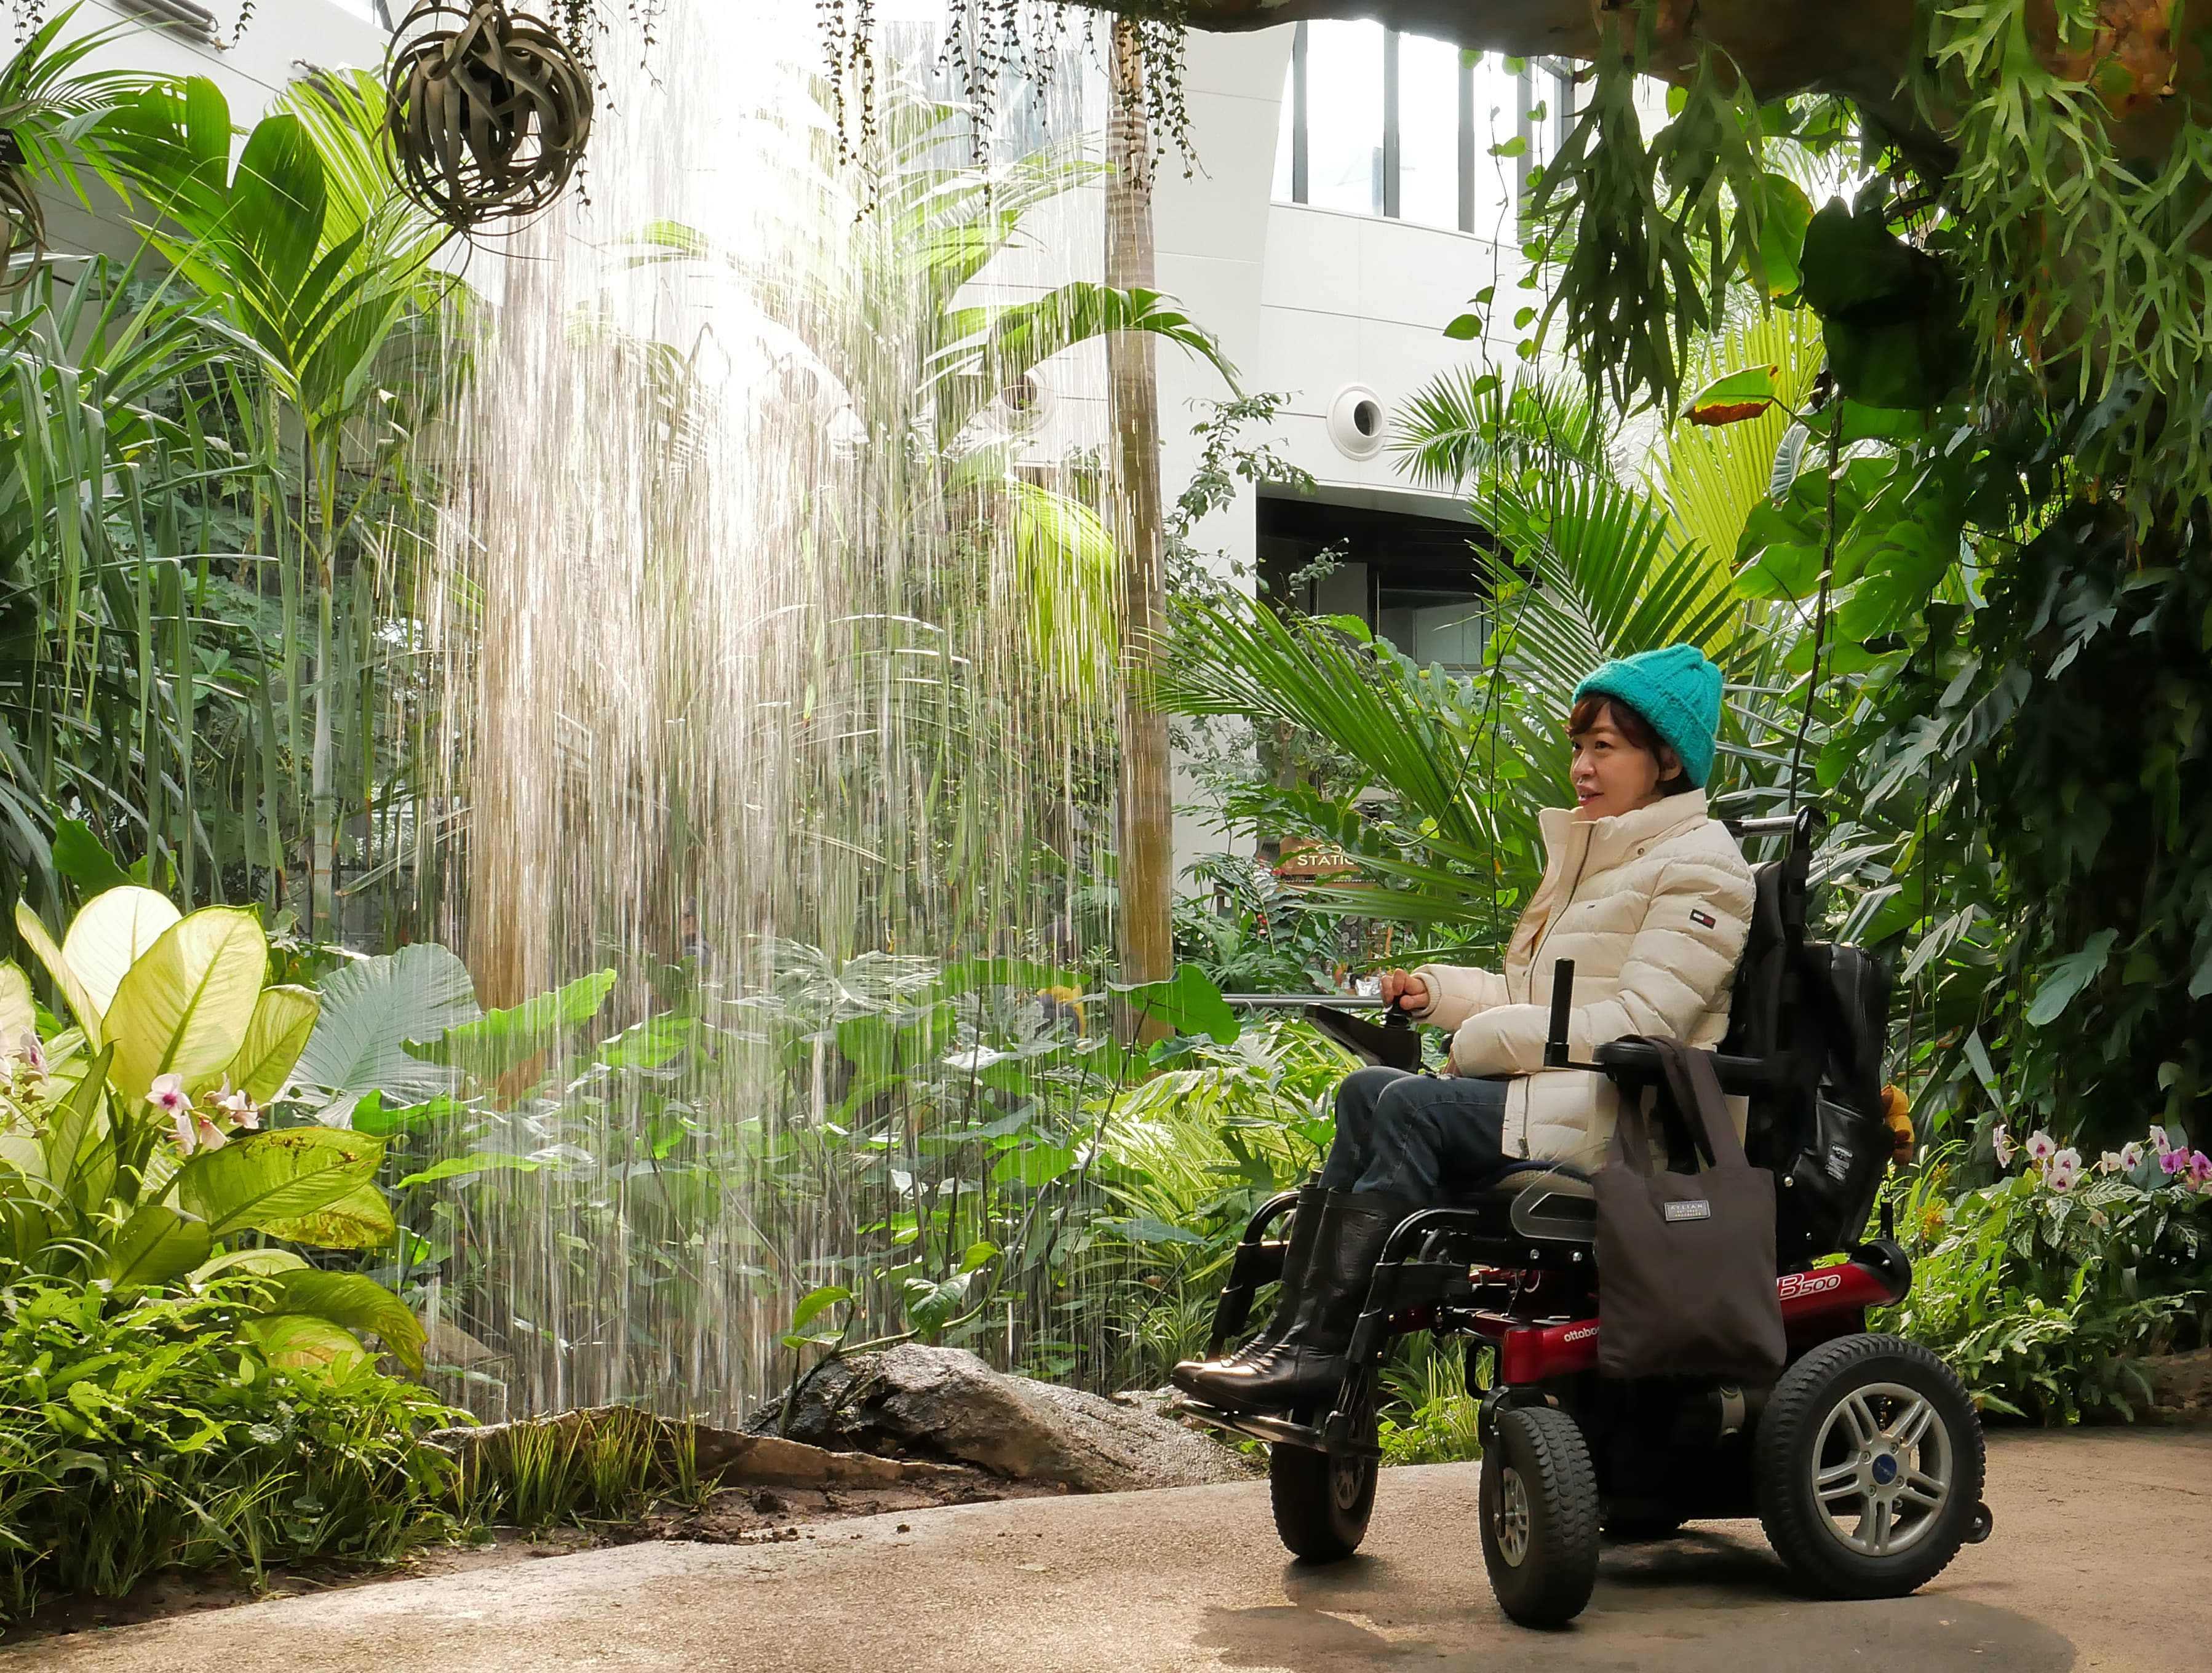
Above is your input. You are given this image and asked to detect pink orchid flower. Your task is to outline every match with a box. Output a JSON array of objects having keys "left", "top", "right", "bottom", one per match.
[
  {"left": 148, "top": 1074, "right": 196, "bottom": 1153},
  {"left": 14, "top": 1028, "right": 45, "bottom": 1076},
  {"left": 2119, "top": 1141, "right": 2145, "bottom": 1171},
  {"left": 214, "top": 1077, "right": 261, "bottom": 1132},
  {"left": 2163, "top": 1148, "right": 2190, "bottom": 1177},
  {"left": 2097, "top": 1151, "right": 2123, "bottom": 1175},
  {"left": 2192, "top": 1151, "right": 2212, "bottom": 1185},
  {"left": 2150, "top": 1124, "right": 2174, "bottom": 1158},
  {"left": 192, "top": 1115, "right": 226, "bottom": 1151},
  {"left": 1992, "top": 1123, "right": 2016, "bottom": 1167},
  {"left": 2024, "top": 1131, "right": 2057, "bottom": 1165},
  {"left": 2047, "top": 1148, "right": 2083, "bottom": 1192}
]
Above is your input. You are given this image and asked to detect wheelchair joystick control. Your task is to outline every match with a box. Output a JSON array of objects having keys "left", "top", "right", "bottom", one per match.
[{"left": 1543, "top": 960, "right": 1575, "bottom": 1069}]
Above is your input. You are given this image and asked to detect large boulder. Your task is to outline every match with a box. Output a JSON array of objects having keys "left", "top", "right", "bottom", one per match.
[{"left": 757, "top": 1345, "right": 1257, "bottom": 1492}]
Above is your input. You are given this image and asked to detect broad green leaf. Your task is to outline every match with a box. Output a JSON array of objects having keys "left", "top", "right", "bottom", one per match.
[
  {"left": 173, "top": 1124, "right": 385, "bottom": 1238},
  {"left": 221, "top": 985, "right": 321, "bottom": 1103},
  {"left": 188, "top": 1247, "right": 309, "bottom": 1284},
  {"left": 259, "top": 1269, "right": 424, "bottom": 1376},
  {"left": 1753, "top": 172, "right": 1813, "bottom": 296},
  {"left": 992, "top": 1141, "right": 1076, "bottom": 1187},
  {"left": 2025, "top": 931, "right": 2119, "bottom": 1028},
  {"left": 351, "top": 1091, "right": 465, "bottom": 1139},
  {"left": 292, "top": 942, "right": 481, "bottom": 1121},
  {"left": 958, "top": 1241, "right": 999, "bottom": 1274},
  {"left": 790, "top": 1284, "right": 852, "bottom": 1333},
  {"left": 97, "top": 1202, "right": 212, "bottom": 1287},
  {"left": 17, "top": 900, "right": 107, "bottom": 1047},
  {"left": 392, "top": 1151, "right": 541, "bottom": 1188},
  {"left": 405, "top": 969, "right": 615, "bottom": 1080},
  {"left": 233, "top": 113, "right": 327, "bottom": 301},
  {"left": 50, "top": 819, "right": 130, "bottom": 896},
  {"left": 1108, "top": 963, "right": 1239, "bottom": 1044},
  {"left": 104, "top": 907, "right": 266, "bottom": 1108},
  {"left": 240, "top": 1313, "right": 372, "bottom": 1379},
  {"left": 62, "top": 886, "right": 181, "bottom": 1022},
  {"left": 255, "top": 1178, "right": 397, "bottom": 1250}
]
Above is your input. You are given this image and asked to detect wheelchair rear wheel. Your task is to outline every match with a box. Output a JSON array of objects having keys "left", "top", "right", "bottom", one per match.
[
  {"left": 1755, "top": 1332, "right": 1985, "bottom": 1599},
  {"left": 1479, "top": 1405, "right": 1601, "bottom": 1627},
  {"left": 1269, "top": 1444, "right": 1377, "bottom": 1562}
]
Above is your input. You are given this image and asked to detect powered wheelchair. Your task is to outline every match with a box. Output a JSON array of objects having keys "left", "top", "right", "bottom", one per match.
[{"left": 1184, "top": 812, "right": 1992, "bottom": 1628}]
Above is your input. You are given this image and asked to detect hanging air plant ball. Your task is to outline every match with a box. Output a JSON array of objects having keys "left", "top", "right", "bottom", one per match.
[{"left": 387, "top": 1, "right": 594, "bottom": 232}]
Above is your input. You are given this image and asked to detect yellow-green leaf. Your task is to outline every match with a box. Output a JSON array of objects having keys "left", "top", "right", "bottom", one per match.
[
  {"left": 222, "top": 985, "right": 320, "bottom": 1103},
  {"left": 63, "top": 886, "right": 182, "bottom": 1022},
  {"left": 1682, "top": 364, "right": 1781, "bottom": 427},
  {"left": 255, "top": 1177, "right": 397, "bottom": 1250},
  {"left": 188, "top": 1247, "right": 309, "bottom": 1284},
  {"left": 173, "top": 1125, "right": 384, "bottom": 1238},
  {"left": 16, "top": 900, "right": 105, "bottom": 1048},
  {"left": 104, "top": 907, "right": 267, "bottom": 1110},
  {"left": 239, "top": 1314, "right": 372, "bottom": 1380},
  {"left": 260, "top": 1269, "right": 424, "bottom": 1376}
]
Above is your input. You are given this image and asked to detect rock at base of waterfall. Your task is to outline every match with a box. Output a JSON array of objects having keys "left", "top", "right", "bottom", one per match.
[
  {"left": 753, "top": 1345, "right": 1259, "bottom": 1492},
  {"left": 428, "top": 1407, "right": 974, "bottom": 1492}
]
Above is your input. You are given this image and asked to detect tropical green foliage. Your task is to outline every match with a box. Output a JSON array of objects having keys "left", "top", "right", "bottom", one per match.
[
  {"left": 0, "top": 884, "right": 422, "bottom": 1372},
  {"left": 0, "top": 1276, "right": 460, "bottom": 1629},
  {"left": 1881, "top": 1131, "right": 2212, "bottom": 1423}
]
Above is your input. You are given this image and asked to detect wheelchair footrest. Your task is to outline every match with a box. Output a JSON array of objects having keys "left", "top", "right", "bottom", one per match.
[{"left": 1179, "top": 1401, "right": 1325, "bottom": 1452}]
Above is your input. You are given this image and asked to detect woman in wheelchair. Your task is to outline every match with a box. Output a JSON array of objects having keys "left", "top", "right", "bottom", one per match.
[{"left": 1174, "top": 643, "right": 1756, "bottom": 1415}]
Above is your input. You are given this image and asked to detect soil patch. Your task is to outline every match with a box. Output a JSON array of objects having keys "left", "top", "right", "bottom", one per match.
[{"left": 7, "top": 1463, "right": 1058, "bottom": 1647}]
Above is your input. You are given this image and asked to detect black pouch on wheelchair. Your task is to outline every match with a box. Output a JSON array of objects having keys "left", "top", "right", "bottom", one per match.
[{"left": 1772, "top": 943, "right": 1893, "bottom": 1260}]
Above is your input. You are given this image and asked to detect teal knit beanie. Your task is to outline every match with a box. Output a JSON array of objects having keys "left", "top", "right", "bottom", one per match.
[{"left": 1573, "top": 644, "right": 1723, "bottom": 789}]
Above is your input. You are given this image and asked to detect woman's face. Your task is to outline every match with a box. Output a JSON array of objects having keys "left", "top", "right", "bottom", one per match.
[{"left": 1569, "top": 704, "right": 1680, "bottom": 820}]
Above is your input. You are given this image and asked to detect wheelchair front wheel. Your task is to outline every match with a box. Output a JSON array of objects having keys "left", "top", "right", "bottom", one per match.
[
  {"left": 1270, "top": 1444, "right": 1376, "bottom": 1562},
  {"left": 1480, "top": 1405, "right": 1601, "bottom": 1627}
]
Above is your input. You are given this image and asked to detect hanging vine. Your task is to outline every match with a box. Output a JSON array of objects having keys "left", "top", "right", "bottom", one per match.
[{"left": 812, "top": 1, "right": 1192, "bottom": 172}]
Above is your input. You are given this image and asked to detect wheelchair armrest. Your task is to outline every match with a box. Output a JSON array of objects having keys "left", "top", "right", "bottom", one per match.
[{"left": 1591, "top": 1039, "right": 1781, "bottom": 1094}]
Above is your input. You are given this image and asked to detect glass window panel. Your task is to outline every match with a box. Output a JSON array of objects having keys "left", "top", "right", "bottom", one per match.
[
  {"left": 1397, "top": 33, "right": 1460, "bottom": 229},
  {"left": 1303, "top": 20, "right": 1383, "bottom": 215},
  {"left": 1464, "top": 56, "right": 1521, "bottom": 240}
]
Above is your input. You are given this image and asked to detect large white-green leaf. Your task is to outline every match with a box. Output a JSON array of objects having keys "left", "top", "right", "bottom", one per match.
[
  {"left": 62, "top": 885, "right": 181, "bottom": 1022},
  {"left": 293, "top": 942, "right": 480, "bottom": 1123},
  {"left": 222, "top": 985, "right": 321, "bottom": 1102},
  {"left": 173, "top": 1124, "right": 384, "bottom": 1238},
  {"left": 15, "top": 900, "right": 105, "bottom": 1047},
  {"left": 103, "top": 907, "right": 267, "bottom": 1110},
  {"left": 0, "top": 961, "right": 34, "bottom": 1047}
]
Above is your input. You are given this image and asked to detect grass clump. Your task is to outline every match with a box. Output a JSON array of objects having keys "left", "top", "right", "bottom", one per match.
[
  {"left": 457, "top": 1405, "right": 711, "bottom": 1530},
  {"left": 0, "top": 1278, "right": 463, "bottom": 1631}
]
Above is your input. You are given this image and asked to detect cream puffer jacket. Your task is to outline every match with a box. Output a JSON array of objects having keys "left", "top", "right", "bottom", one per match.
[{"left": 1409, "top": 790, "right": 1755, "bottom": 1173}]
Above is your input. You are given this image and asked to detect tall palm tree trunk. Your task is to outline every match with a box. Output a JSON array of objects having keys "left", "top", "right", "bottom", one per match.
[{"left": 1108, "top": 21, "right": 1172, "bottom": 1019}]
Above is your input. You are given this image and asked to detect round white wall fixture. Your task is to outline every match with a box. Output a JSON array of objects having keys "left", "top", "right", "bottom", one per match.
[{"left": 1327, "top": 384, "right": 1388, "bottom": 460}]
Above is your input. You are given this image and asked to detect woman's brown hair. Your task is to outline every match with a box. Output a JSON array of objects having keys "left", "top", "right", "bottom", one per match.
[{"left": 1567, "top": 694, "right": 1694, "bottom": 795}]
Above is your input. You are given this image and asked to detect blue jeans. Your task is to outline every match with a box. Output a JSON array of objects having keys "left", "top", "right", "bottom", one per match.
[{"left": 1320, "top": 1067, "right": 1512, "bottom": 1199}]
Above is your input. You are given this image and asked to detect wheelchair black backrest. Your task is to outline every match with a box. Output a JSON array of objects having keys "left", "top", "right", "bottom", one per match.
[{"left": 1718, "top": 830, "right": 1895, "bottom": 1262}]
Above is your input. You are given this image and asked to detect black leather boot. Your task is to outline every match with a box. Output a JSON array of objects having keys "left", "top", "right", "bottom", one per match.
[
  {"left": 1177, "top": 1191, "right": 1412, "bottom": 1413},
  {"left": 1171, "top": 1185, "right": 1329, "bottom": 1396}
]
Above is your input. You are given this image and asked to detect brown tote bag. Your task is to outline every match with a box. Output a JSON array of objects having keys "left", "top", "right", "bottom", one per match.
[{"left": 1593, "top": 1038, "right": 1786, "bottom": 1381}]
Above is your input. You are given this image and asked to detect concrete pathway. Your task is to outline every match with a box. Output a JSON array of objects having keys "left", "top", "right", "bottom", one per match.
[{"left": 6, "top": 1429, "right": 2204, "bottom": 1672}]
